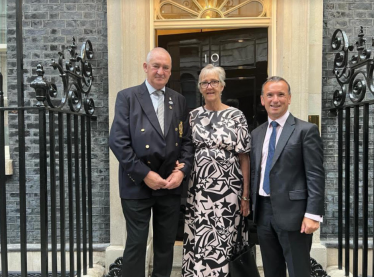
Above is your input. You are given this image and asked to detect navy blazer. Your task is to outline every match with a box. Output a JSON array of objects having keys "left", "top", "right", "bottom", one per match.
[
  {"left": 250, "top": 113, "right": 325, "bottom": 231},
  {"left": 109, "top": 82, "right": 194, "bottom": 199}
]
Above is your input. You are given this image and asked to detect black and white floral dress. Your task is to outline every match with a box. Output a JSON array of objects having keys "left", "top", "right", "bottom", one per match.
[{"left": 182, "top": 106, "right": 251, "bottom": 277}]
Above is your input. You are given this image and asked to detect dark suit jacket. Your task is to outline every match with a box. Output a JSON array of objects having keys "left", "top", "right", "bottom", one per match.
[
  {"left": 109, "top": 82, "right": 194, "bottom": 199},
  {"left": 250, "top": 113, "right": 325, "bottom": 231}
]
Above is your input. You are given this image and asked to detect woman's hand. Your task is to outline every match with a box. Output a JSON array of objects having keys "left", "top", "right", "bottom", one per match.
[
  {"left": 238, "top": 153, "right": 250, "bottom": 217},
  {"left": 173, "top": 160, "right": 185, "bottom": 173},
  {"left": 240, "top": 197, "right": 250, "bottom": 217}
]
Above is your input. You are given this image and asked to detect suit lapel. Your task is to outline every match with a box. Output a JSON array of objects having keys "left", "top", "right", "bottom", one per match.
[
  {"left": 256, "top": 122, "right": 268, "bottom": 173},
  {"left": 271, "top": 113, "right": 295, "bottom": 169},
  {"left": 163, "top": 88, "right": 173, "bottom": 137},
  {"left": 134, "top": 83, "right": 164, "bottom": 138}
]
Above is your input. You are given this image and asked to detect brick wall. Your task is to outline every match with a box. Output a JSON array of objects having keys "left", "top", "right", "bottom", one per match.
[
  {"left": 7, "top": 0, "right": 371, "bottom": 244},
  {"left": 322, "top": 0, "right": 374, "bottom": 239},
  {"left": 5, "top": 0, "right": 109, "bottom": 243}
]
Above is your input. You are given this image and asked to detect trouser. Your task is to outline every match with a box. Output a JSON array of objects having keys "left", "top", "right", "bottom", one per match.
[
  {"left": 121, "top": 195, "right": 180, "bottom": 277},
  {"left": 256, "top": 196, "right": 312, "bottom": 277}
]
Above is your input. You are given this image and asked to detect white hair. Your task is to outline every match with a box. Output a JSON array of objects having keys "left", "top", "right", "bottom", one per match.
[
  {"left": 198, "top": 64, "right": 226, "bottom": 87},
  {"left": 146, "top": 47, "right": 172, "bottom": 64}
]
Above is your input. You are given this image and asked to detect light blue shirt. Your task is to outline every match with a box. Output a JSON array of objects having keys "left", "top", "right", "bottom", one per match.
[{"left": 145, "top": 80, "right": 165, "bottom": 112}]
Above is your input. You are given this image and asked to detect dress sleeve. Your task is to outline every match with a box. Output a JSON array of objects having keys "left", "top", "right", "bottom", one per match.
[{"left": 234, "top": 112, "right": 251, "bottom": 154}]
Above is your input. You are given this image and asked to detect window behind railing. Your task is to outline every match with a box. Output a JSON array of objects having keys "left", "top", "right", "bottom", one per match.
[{"left": 0, "top": 0, "right": 10, "bottom": 175}]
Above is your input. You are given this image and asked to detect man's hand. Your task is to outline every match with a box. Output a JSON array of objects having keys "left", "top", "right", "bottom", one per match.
[
  {"left": 165, "top": 170, "right": 184, "bottom": 190},
  {"left": 300, "top": 217, "right": 320, "bottom": 234},
  {"left": 172, "top": 160, "right": 185, "bottom": 173},
  {"left": 144, "top": 171, "right": 167, "bottom": 190}
]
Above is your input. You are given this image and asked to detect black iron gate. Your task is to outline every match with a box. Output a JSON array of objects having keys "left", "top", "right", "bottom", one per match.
[
  {"left": 329, "top": 26, "right": 374, "bottom": 277},
  {"left": 0, "top": 1, "right": 95, "bottom": 277}
]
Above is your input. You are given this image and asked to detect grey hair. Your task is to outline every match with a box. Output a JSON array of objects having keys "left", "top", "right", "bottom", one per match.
[
  {"left": 198, "top": 64, "right": 226, "bottom": 88},
  {"left": 146, "top": 47, "right": 172, "bottom": 64},
  {"left": 261, "top": 76, "right": 291, "bottom": 95}
]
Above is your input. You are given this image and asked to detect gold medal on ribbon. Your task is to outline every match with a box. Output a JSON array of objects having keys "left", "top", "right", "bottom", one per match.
[{"left": 179, "top": 121, "right": 183, "bottom": 138}]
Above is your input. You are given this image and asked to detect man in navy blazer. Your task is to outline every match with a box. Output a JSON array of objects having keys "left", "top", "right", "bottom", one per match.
[
  {"left": 250, "top": 76, "right": 325, "bottom": 277},
  {"left": 109, "top": 47, "right": 194, "bottom": 277}
]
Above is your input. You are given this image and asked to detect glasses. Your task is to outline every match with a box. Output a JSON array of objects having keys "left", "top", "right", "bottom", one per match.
[{"left": 199, "top": 80, "right": 220, "bottom": 89}]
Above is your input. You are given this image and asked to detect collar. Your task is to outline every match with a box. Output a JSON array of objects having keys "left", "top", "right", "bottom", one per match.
[
  {"left": 145, "top": 79, "right": 165, "bottom": 95},
  {"left": 267, "top": 111, "right": 290, "bottom": 128}
]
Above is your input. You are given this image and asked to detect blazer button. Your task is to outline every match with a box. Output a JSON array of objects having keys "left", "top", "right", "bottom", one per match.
[
  {"left": 146, "top": 145, "right": 149, "bottom": 149},
  {"left": 175, "top": 143, "right": 178, "bottom": 146},
  {"left": 147, "top": 161, "right": 151, "bottom": 164},
  {"left": 141, "top": 129, "right": 145, "bottom": 132},
  {"left": 175, "top": 128, "right": 178, "bottom": 131}
]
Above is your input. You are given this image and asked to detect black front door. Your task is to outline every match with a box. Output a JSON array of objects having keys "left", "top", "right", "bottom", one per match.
[
  {"left": 158, "top": 28, "right": 268, "bottom": 241},
  {"left": 158, "top": 28, "right": 268, "bottom": 131}
]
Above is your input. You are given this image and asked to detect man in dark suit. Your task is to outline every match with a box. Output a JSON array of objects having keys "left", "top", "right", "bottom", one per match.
[
  {"left": 109, "top": 47, "right": 194, "bottom": 277},
  {"left": 250, "top": 76, "right": 325, "bottom": 277}
]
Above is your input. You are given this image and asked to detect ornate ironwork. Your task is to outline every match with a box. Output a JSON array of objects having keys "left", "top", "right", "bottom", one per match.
[
  {"left": 106, "top": 257, "right": 122, "bottom": 277},
  {"left": 331, "top": 26, "right": 374, "bottom": 107},
  {"left": 30, "top": 37, "right": 95, "bottom": 115},
  {"left": 310, "top": 258, "right": 330, "bottom": 277}
]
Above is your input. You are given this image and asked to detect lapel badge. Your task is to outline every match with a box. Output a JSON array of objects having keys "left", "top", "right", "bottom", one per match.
[
  {"left": 179, "top": 121, "right": 183, "bottom": 138},
  {"left": 169, "top": 106, "right": 172, "bottom": 110},
  {"left": 169, "top": 101, "right": 173, "bottom": 105},
  {"left": 169, "top": 97, "right": 172, "bottom": 100}
]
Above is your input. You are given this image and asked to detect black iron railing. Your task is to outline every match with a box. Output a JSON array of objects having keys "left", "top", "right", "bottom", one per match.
[
  {"left": 328, "top": 26, "right": 374, "bottom": 277},
  {"left": 0, "top": 1, "right": 95, "bottom": 276},
  {"left": 0, "top": 100, "right": 95, "bottom": 277}
]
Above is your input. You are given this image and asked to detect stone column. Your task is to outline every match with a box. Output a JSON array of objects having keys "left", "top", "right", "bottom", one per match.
[
  {"left": 106, "top": 0, "right": 153, "bottom": 273},
  {"left": 275, "top": 0, "right": 326, "bottom": 268}
]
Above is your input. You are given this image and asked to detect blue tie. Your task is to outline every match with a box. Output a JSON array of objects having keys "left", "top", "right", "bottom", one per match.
[{"left": 263, "top": 121, "right": 278, "bottom": 195}]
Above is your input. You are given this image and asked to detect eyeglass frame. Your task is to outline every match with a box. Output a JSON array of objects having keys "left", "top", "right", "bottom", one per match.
[{"left": 199, "top": 80, "right": 220, "bottom": 89}]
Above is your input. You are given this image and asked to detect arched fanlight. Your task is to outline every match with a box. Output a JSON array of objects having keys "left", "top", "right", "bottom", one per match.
[{"left": 155, "top": 0, "right": 266, "bottom": 20}]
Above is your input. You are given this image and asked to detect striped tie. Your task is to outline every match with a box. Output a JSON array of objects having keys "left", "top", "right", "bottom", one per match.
[{"left": 155, "top": 90, "right": 164, "bottom": 134}]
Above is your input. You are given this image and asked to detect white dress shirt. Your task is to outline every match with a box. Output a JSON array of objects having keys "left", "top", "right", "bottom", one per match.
[
  {"left": 145, "top": 79, "right": 165, "bottom": 112},
  {"left": 259, "top": 111, "right": 322, "bottom": 222}
]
